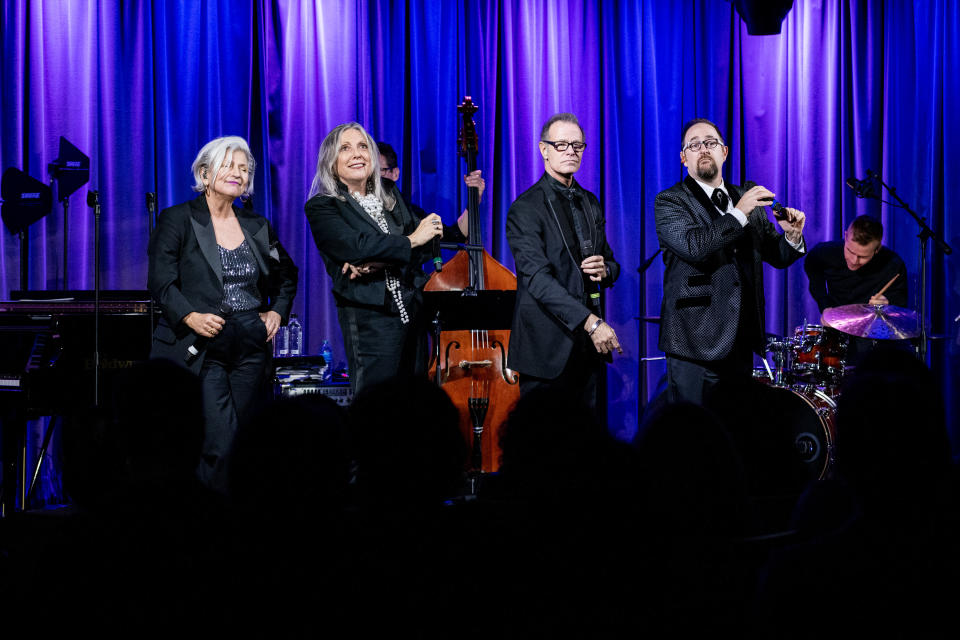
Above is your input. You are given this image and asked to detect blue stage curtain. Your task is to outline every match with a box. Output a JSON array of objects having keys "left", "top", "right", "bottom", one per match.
[{"left": 1, "top": 0, "right": 957, "bottom": 456}]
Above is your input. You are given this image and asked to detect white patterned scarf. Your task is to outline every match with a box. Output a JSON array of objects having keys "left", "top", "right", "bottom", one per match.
[{"left": 351, "top": 191, "right": 409, "bottom": 324}]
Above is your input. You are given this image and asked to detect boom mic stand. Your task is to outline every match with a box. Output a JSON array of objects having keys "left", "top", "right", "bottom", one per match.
[{"left": 864, "top": 169, "right": 953, "bottom": 363}]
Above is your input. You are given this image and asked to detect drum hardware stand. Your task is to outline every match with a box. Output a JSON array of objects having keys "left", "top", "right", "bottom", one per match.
[
  {"left": 858, "top": 170, "right": 953, "bottom": 363},
  {"left": 765, "top": 336, "right": 793, "bottom": 386}
]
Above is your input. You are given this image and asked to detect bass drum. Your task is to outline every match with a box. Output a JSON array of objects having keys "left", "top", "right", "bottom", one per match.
[
  {"left": 760, "top": 381, "right": 838, "bottom": 483},
  {"left": 730, "top": 373, "right": 838, "bottom": 500}
]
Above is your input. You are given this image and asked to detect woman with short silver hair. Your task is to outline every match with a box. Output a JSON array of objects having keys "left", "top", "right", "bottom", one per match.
[
  {"left": 304, "top": 122, "right": 442, "bottom": 393},
  {"left": 149, "top": 135, "right": 298, "bottom": 492}
]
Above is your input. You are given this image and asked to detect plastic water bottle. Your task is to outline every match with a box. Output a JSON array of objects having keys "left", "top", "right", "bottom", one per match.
[
  {"left": 320, "top": 339, "right": 334, "bottom": 382},
  {"left": 288, "top": 314, "right": 302, "bottom": 356},
  {"left": 276, "top": 324, "right": 289, "bottom": 357}
]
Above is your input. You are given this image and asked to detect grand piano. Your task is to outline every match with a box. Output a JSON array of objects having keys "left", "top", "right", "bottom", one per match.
[{"left": 0, "top": 290, "right": 156, "bottom": 514}]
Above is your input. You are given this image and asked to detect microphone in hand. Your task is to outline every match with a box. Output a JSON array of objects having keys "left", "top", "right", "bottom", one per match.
[
  {"left": 185, "top": 305, "right": 230, "bottom": 363},
  {"left": 432, "top": 234, "right": 442, "bottom": 272},
  {"left": 581, "top": 239, "right": 601, "bottom": 309},
  {"left": 771, "top": 198, "right": 790, "bottom": 221}
]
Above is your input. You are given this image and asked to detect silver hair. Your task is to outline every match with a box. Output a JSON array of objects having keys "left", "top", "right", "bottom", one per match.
[
  {"left": 190, "top": 136, "right": 256, "bottom": 197},
  {"left": 308, "top": 122, "right": 394, "bottom": 209}
]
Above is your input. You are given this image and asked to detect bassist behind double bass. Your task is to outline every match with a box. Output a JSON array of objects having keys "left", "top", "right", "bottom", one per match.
[{"left": 506, "top": 112, "right": 621, "bottom": 414}]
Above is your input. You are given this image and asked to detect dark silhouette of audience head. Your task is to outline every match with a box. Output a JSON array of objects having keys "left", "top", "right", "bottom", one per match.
[
  {"left": 704, "top": 378, "right": 815, "bottom": 500},
  {"left": 228, "top": 393, "right": 351, "bottom": 515},
  {"left": 497, "top": 387, "right": 639, "bottom": 506},
  {"left": 836, "top": 345, "right": 950, "bottom": 508},
  {"left": 633, "top": 401, "right": 748, "bottom": 537},
  {"left": 349, "top": 375, "right": 467, "bottom": 507},
  {"left": 112, "top": 358, "right": 205, "bottom": 478}
]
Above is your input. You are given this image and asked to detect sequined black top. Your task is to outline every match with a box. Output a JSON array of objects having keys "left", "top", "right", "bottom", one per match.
[{"left": 218, "top": 240, "right": 261, "bottom": 312}]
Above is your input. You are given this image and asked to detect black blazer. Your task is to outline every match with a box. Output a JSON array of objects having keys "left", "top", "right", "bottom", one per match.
[
  {"left": 654, "top": 175, "right": 803, "bottom": 361},
  {"left": 505, "top": 173, "right": 619, "bottom": 379},
  {"left": 304, "top": 183, "right": 431, "bottom": 308},
  {"left": 147, "top": 195, "right": 298, "bottom": 373}
]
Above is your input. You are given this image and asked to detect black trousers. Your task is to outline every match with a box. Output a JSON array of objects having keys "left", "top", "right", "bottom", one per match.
[
  {"left": 519, "top": 332, "right": 605, "bottom": 415},
  {"left": 665, "top": 349, "right": 754, "bottom": 407},
  {"left": 337, "top": 302, "right": 422, "bottom": 395},
  {"left": 198, "top": 310, "right": 269, "bottom": 493}
]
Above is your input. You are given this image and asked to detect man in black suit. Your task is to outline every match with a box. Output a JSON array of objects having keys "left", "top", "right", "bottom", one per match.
[
  {"left": 506, "top": 113, "right": 621, "bottom": 412},
  {"left": 654, "top": 118, "right": 806, "bottom": 405}
]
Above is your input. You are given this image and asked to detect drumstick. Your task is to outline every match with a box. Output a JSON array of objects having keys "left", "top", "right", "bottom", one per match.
[{"left": 873, "top": 273, "right": 899, "bottom": 299}]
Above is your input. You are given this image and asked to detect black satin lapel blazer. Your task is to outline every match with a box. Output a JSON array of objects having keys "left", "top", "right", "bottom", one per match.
[{"left": 147, "top": 195, "right": 298, "bottom": 367}]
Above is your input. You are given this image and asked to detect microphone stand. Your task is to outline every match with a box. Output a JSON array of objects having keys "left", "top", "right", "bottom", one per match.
[
  {"left": 60, "top": 191, "right": 69, "bottom": 289},
  {"left": 146, "top": 192, "right": 158, "bottom": 342},
  {"left": 865, "top": 169, "right": 953, "bottom": 363},
  {"left": 636, "top": 248, "right": 661, "bottom": 418},
  {"left": 87, "top": 190, "right": 101, "bottom": 407}
]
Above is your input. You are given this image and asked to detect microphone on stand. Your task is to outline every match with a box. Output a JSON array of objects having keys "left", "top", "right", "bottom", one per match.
[{"left": 845, "top": 175, "right": 875, "bottom": 198}]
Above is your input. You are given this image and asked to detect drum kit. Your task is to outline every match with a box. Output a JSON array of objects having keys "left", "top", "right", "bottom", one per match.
[{"left": 754, "top": 303, "right": 921, "bottom": 482}]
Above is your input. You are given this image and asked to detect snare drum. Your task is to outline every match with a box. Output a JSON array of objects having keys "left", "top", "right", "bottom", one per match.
[{"left": 791, "top": 324, "right": 849, "bottom": 382}]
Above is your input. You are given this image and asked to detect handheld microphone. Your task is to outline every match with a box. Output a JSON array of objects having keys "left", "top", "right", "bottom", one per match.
[
  {"left": 770, "top": 198, "right": 790, "bottom": 221},
  {"left": 185, "top": 337, "right": 207, "bottom": 363},
  {"left": 185, "top": 305, "right": 230, "bottom": 363},
  {"left": 432, "top": 235, "right": 442, "bottom": 272},
  {"left": 581, "top": 239, "right": 601, "bottom": 310}
]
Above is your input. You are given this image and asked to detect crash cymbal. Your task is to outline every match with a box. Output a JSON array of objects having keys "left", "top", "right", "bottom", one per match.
[{"left": 821, "top": 304, "right": 920, "bottom": 340}]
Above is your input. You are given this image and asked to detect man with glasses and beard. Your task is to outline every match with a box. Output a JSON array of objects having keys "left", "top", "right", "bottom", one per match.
[
  {"left": 506, "top": 112, "right": 621, "bottom": 414},
  {"left": 654, "top": 118, "right": 806, "bottom": 405}
]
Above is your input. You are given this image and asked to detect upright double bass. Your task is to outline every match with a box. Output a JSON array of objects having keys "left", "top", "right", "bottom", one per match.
[{"left": 425, "top": 96, "right": 519, "bottom": 473}]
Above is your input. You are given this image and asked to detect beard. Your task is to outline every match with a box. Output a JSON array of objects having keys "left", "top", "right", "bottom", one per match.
[{"left": 695, "top": 156, "right": 718, "bottom": 182}]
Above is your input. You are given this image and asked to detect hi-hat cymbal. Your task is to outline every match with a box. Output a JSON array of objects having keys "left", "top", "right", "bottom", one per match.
[{"left": 821, "top": 304, "right": 920, "bottom": 340}]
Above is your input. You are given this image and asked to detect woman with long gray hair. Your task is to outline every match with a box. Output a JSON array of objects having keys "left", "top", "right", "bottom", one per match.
[{"left": 304, "top": 122, "right": 442, "bottom": 393}]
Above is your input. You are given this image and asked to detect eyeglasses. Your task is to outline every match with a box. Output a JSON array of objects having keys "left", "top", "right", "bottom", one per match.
[
  {"left": 683, "top": 138, "right": 723, "bottom": 153},
  {"left": 542, "top": 140, "right": 587, "bottom": 153}
]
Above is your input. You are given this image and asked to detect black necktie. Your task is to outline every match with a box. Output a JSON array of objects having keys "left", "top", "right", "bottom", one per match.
[{"left": 711, "top": 188, "right": 729, "bottom": 213}]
